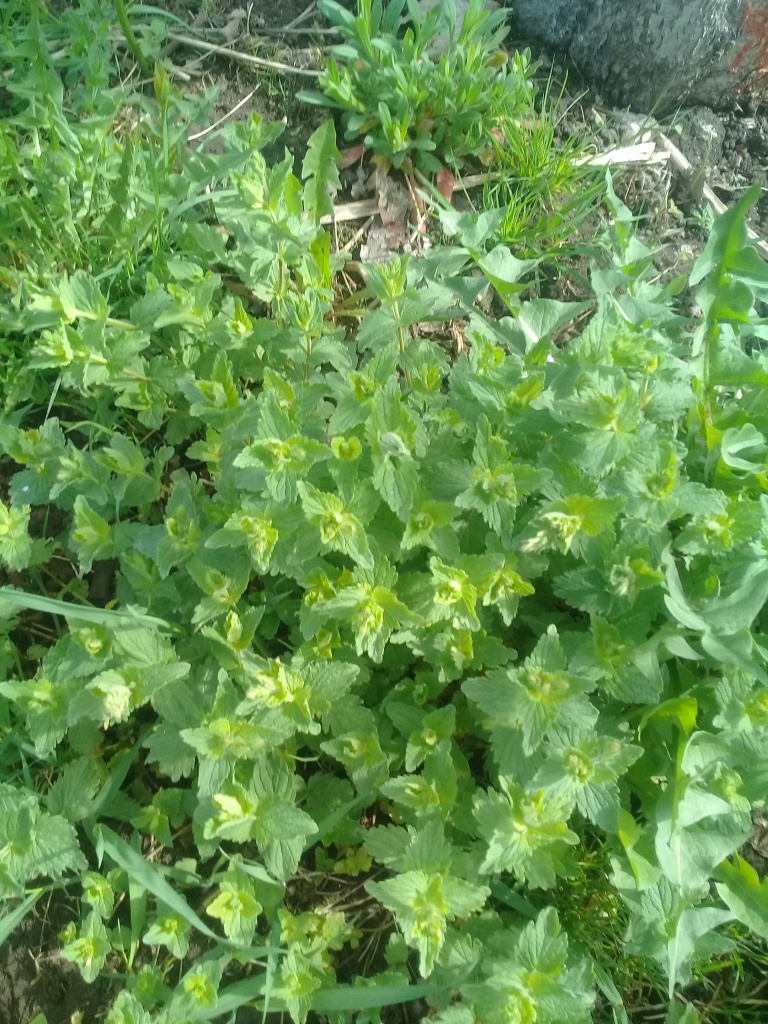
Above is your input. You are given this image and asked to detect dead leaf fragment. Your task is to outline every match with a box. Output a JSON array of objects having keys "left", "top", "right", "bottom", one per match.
[
  {"left": 436, "top": 166, "right": 456, "bottom": 203},
  {"left": 340, "top": 143, "right": 366, "bottom": 170}
]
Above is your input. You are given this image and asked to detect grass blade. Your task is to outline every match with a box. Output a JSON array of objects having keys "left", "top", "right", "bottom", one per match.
[
  {"left": 0, "top": 890, "right": 42, "bottom": 946},
  {"left": 92, "top": 827, "right": 283, "bottom": 956},
  {"left": 93, "top": 825, "right": 222, "bottom": 942},
  {"left": 310, "top": 981, "right": 445, "bottom": 1012},
  {"left": 194, "top": 974, "right": 268, "bottom": 1020},
  {"left": 0, "top": 587, "right": 172, "bottom": 630}
]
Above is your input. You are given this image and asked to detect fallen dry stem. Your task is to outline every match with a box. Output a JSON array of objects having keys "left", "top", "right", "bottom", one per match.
[
  {"left": 285, "top": 1, "right": 318, "bottom": 30},
  {"left": 167, "top": 31, "right": 321, "bottom": 78},
  {"left": 660, "top": 132, "right": 768, "bottom": 259},
  {"left": 189, "top": 89, "right": 257, "bottom": 141}
]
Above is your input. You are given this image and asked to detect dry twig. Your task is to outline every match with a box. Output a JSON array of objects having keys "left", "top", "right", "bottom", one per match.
[
  {"left": 189, "top": 90, "right": 257, "bottom": 141},
  {"left": 660, "top": 132, "right": 768, "bottom": 259},
  {"left": 340, "top": 217, "right": 376, "bottom": 254},
  {"left": 167, "top": 31, "right": 321, "bottom": 78},
  {"left": 285, "top": 2, "right": 318, "bottom": 30}
]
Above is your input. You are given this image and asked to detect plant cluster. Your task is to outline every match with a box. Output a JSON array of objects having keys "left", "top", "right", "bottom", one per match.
[
  {"left": 300, "top": 0, "right": 604, "bottom": 254},
  {"left": 482, "top": 83, "right": 606, "bottom": 252},
  {"left": 2, "top": 4, "right": 768, "bottom": 1024},
  {"left": 298, "top": 0, "right": 536, "bottom": 173}
]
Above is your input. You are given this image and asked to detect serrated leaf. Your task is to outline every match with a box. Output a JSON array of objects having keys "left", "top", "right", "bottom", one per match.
[
  {"left": 298, "top": 482, "right": 373, "bottom": 568},
  {"left": 61, "top": 912, "right": 111, "bottom": 982},
  {"left": 0, "top": 784, "right": 85, "bottom": 885},
  {"left": 59, "top": 270, "right": 110, "bottom": 322},
  {"left": 473, "top": 781, "right": 578, "bottom": 888},
  {"left": 366, "top": 870, "right": 488, "bottom": 976},
  {"left": 302, "top": 119, "right": 341, "bottom": 222},
  {"left": 0, "top": 500, "right": 33, "bottom": 572},
  {"left": 715, "top": 854, "right": 768, "bottom": 939}
]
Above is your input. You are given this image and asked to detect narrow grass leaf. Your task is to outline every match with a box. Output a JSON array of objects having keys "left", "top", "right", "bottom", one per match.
[
  {"left": 93, "top": 825, "right": 222, "bottom": 942},
  {"left": 310, "top": 981, "right": 445, "bottom": 1012},
  {"left": 0, "top": 890, "right": 42, "bottom": 946},
  {"left": 0, "top": 587, "right": 172, "bottom": 630}
]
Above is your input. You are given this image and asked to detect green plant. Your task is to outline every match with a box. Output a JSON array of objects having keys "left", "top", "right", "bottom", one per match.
[
  {"left": 298, "top": 0, "right": 536, "bottom": 173},
  {"left": 4, "top": 5, "right": 768, "bottom": 1024},
  {"left": 689, "top": 204, "right": 717, "bottom": 233},
  {"left": 481, "top": 78, "right": 605, "bottom": 253}
]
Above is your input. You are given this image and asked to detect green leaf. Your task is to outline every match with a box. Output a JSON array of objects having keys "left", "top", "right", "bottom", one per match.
[
  {"left": 455, "top": 418, "right": 547, "bottom": 538},
  {"left": 624, "top": 877, "right": 733, "bottom": 995},
  {"left": 207, "top": 864, "right": 263, "bottom": 947},
  {"left": 308, "top": 979, "right": 445, "bottom": 1012},
  {"left": 302, "top": 119, "right": 341, "bottom": 222},
  {"left": 144, "top": 912, "right": 191, "bottom": 958},
  {"left": 93, "top": 825, "right": 225, "bottom": 943},
  {"left": 318, "top": 578, "right": 418, "bottom": 662},
  {"left": 82, "top": 870, "right": 115, "bottom": 919},
  {"left": 59, "top": 270, "right": 110, "bottom": 322},
  {"left": 366, "top": 870, "right": 489, "bottom": 976},
  {"left": 105, "top": 992, "right": 152, "bottom": 1024},
  {"left": 472, "top": 780, "right": 578, "bottom": 888},
  {"left": 202, "top": 759, "right": 318, "bottom": 880},
  {"left": 690, "top": 184, "right": 763, "bottom": 287},
  {"left": 715, "top": 854, "right": 768, "bottom": 939},
  {"left": 298, "top": 482, "right": 373, "bottom": 568},
  {"left": 665, "top": 1004, "right": 699, "bottom": 1024},
  {"left": 463, "top": 627, "right": 596, "bottom": 755},
  {"left": 720, "top": 423, "right": 768, "bottom": 474},
  {"left": 533, "top": 732, "right": 643, "bottom": 832},
  {"left": 60, "top": 912, "right": 111, "bottom": 982},
  {"left": 47, "top": 756, "right": 102, "bottom": 822},
  {"left": 0, "top": 500, "right": 32, "bottom": 572},
  {"left": 462, "top": 908, "right": 595, "bottom": 1024},
  {"left": 0, "top": 784, "right": 86, "bottom": 886},
  {"left": 0, "top": 587, "right": 171, "bottom": 630},
  {"left": 654, "top": 779, "right": 751, "bottom": 891},
  {"left": 477, "top": 245, "right": 538, "bottom": 311},
  {"left": 0, "top": 891, "right": 42, "bottom": 945}
]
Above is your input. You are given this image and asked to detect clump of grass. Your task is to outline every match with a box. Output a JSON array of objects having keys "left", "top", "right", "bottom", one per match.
[{"left": 483, "top": 79, "right": 605, "bottom": 254}]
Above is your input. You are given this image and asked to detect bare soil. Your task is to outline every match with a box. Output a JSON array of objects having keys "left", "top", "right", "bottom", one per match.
[{"left": 0, "top": 892, "right": 114, "bottom": 1024}]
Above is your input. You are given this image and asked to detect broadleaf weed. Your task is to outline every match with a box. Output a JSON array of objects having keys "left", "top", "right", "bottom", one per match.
[{"left": 1, "top": 3, "right": 768, "bottom": 1024}]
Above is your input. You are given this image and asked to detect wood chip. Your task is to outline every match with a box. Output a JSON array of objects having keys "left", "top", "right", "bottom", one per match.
[{"left": 660, "top": 132, "right": 768, "bottom": 260}]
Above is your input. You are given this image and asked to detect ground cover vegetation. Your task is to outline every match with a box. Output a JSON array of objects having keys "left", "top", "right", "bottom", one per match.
[{"left": 2, "top": 2, "right": 768, "bottom": 1023}]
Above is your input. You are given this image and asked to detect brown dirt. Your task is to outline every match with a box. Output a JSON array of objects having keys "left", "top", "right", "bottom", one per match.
[{"left": 0, "top": 892, "right": 114, "bottom": 1024}]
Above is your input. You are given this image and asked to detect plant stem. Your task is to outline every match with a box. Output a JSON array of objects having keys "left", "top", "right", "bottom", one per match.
[
  {"left": 701, "top": 315, "right": 720, "bottom": 458},
  {"left": 392, "top": 300, "right": 412, "bottom": 389},
  {"left": 114, "top": 0, "right": 152, "bottom": 79}
]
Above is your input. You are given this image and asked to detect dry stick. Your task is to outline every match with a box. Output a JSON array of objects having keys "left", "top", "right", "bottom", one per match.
[
  {"left": 320, "top": 198, "right": 379, "bottom": 225},
  {"left": 252, "top": 26, "right": 340, "bottom": 36},
  {"left": 285, "top": 1, "right": 318, "bottom": 30},
  {"left": 459, "top": 142, "right": 670, "bottom": 191},
  {"left": 166, "top": 31, "right": 321, "bottom": 78},
  {"left": 340, "top": 216, "right": 376, "bottom": 253},
  {"left": 290, "top": 45, "right": 339, "bottom": 56},
  {"left": 189, "top": 89, "right": 257, "bottom": 141},
  {"left": 660, "top": 132, "right": 768, "bottom": 260}
]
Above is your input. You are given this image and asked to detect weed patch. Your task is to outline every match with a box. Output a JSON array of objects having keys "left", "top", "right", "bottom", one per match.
[{"left": 1, "top": 4, "right": 768, "bottom": 1024}]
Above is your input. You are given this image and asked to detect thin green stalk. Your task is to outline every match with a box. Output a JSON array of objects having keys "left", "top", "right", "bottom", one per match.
[
  {"left": 702, "top": 319, "right": 719, "bottom": 438},
  {"left": 392, "top": 300, "right": 412, "bottom": 389},
  {"left": 114, "top": 0, "right": 152, "bottom": 79}
]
